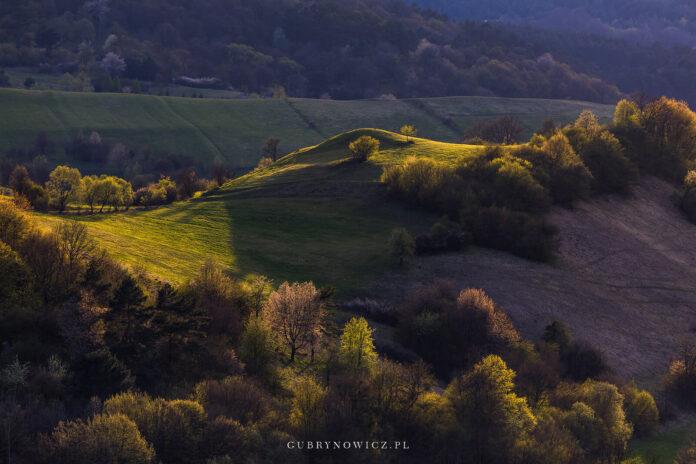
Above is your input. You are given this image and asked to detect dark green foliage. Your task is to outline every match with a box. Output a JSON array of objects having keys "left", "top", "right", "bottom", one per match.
[
  {"left": 517, "top": 136, "right": 593, "bottom": 206},
  {"left": 542, "top": 321, "right": 608, "bottom": 382},
  {"left": 0, "top": 241, "right": 36, "bottom": 338},
  {"left": 72, "top": 349, "right": 135, "bottom": 398},
  {"left": 397, "top": 282, "right": 520, "bottom": 376},
  {"left": 415, "top": 218, "right": 471, "bottom": 255},
  {"left": 456, "top": 149, "right": 552, "bottom": 214},
  {"left": 0, "top": 0, "right": 621, "bottom": 101},
  {"left": 569, "top": 128, "right": 637, "bottom": 194},
  {"left": 108, "top": 275, "right": 147, "bottom": 344},
  {"left": 382, "top": 149, "right": 556, "bottom": 261},
  {"left": 467, "top": 207, "right": 558, "bottom": 262},
  {"left": 151, "top": 283, "right": 209, "bottom": 370}
]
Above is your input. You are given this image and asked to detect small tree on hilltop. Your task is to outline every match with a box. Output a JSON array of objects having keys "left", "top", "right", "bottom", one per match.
[
  {"left": 400, "top": 124, "right": 417, "bottom": 142},
  {"left": 349, "top": 136, "right": 380, "bottom": 162},
  {"left": 264, "top": 281, "right": 324, "bottom": 362},
  {"left": 388, "top": 228, "right": 415, "bottom": 267}
]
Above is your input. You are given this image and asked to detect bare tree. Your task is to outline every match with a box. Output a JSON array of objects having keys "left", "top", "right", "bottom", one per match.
[
  {"left": 464, "top": 116, "right": 524, "bottom": 144},
  {"left": 262, "top": 138, "right": 280, "bottom": 162},
  {"left": 264, "top": 282, "right": 324, "bottom": 362}
]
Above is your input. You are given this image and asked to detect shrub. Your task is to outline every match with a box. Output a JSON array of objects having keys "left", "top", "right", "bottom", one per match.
[
  {"left": 348, "top": 136, "right": 380, "bottom": 162},
  {"left": 641, "top": 97, "right": 696, "bottom": 179},
  {"left": 562, "top": 341, "right": 609, "bottom": 382},
  {"left": 388, "top": 227, "right": 415, "bottom": 267},
  {"left": 445, "top": 355, "right": 535, "bottom": 463},
  {"left": 381, "top": 156, "right": 459, "bottom": 212},
  {"left": 255, "top": 157, "right": 274, "bottom": 171},
  {"left": 238, "top": 316, "right": 277, "bottom": 377},
  {"left": 552, "top": 381, "right": 633, "bottom": 462},
  {"left": 664, "top": 338, "right": 696, "bottom": 408},
  {"left": 288, "top": 376, "right": 327, "bottom": 438},
  {"left": 517, "top": 134, "right": 593, "bottom": 206},
  {"left": 0, "top": 241, "right": 36, "bottom": 337},
  {"left": 193, "top": 376, "right": 271, "bottom": 423},
  {"left": 468, "top": 207, "right": 558, "bottom": 262},
  {"left": 104, "top": 392, "right": 206, "bottom": 464},
  {"left": 40, "top": 413, "right": 154, "bottom": 464},
  {"left": 398, "top": 284, "right": 520, "bottom": 376},
  {"left": 0, "top": 199, "right": 30, "bottom": 248},
  {"left": 72, "top": 348, "right": 135, "bottom": 398},
  {"left": 415, "top": 218, "right": 471, "bottom": 255},
  {"left": 622, "top": 383, "right": 659, "bottom": 437},
  {"left": 573, "top": 129, "right": 637, "bottom": 193},
  {"left": 400, "top": 124, "right": 417, "bottom": 142},
  {"left": 190, "top": 260, "right": 245, "bottom": 338},
  {"left": 464, "top": 115, "right": 524, "bottom": 144}
]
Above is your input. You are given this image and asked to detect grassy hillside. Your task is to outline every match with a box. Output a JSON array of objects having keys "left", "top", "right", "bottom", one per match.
[
  {"left": 37, "top": 129, "right": 485, "bottom": 289},
  {"left": 0, "top": 88, "right": 613, "bottom": 167}
]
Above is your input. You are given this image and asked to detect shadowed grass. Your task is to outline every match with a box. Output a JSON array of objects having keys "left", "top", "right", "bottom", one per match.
[{"left": 0, "top": 88, "right": 613, "bottom": 169}]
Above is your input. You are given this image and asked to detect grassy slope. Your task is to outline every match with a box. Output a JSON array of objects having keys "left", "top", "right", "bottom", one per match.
[
  {"left": 0, "top": 88, "right": 613, "bottom": 167},
  {"left": 626, "top": 418, "right": 696, "bottom": 463},
  {"left": 37, "top": 130, "right": 484, "bottom": 290}
]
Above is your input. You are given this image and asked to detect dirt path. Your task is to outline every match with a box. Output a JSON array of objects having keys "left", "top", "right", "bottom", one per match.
[{"left": 370, "top": 177, "right": 696, "bottom": 381}]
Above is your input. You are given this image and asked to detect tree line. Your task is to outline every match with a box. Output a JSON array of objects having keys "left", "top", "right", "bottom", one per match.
[
  {"left": 7, "top": 162, "right": 211, "bottom": 213},
  {"left": 0, "top": 0, "right": 622, "bottom": 102},
  {"left": 0, "top": 197, "right": 667, "bottom": 463},
  {"left": 380, "top": 96, "right": 696, "bottom": 262}
]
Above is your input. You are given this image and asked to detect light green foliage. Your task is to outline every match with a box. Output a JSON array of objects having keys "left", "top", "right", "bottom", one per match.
[
  {"left": 0, "top": 199, "right": 30, "bottom": 248},
  {"left": 41, "top": 413, "right": 155, "bottom": 464},
  {"left": 288, "top": 376, "right": 327, "bottom": 438},
  {"left": 104, "top": 392, "right": 206, "bottom": 464},
  {"left": 46, "top": 165, "right": 81, "bottom": 212},
  {"left": 554, "top": 380, "right": 633, "bottom": 461},
  {"left": 81, "top": 175, "right": 133, "bottom": 212},
  {"left": 445, "top": 355, "right": 536, "bottom": 463},
  {"left": 348, "top": 135, "right": 380, "bottom": 162},
  {"left": 339, "top": 317, "right": 378, "bottom": 372},
  {"left": 613, "top": 99, "right": 641, "bottom": 128},
  {"left": 400, "top": 124, "right": 418, "bottom": 141},
  {"left": 238, "top": 316, "right": 277, "bottom": 376}
]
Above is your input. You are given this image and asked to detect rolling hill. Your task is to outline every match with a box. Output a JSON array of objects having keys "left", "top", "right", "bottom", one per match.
[
  {"left": 35, "top": 126, "right": 696, "bottom": 384},
  {"left": 0, "top": 89, "right": 614, "bottom": 168},
  {"left": 37, "top": 129, "right": 484, "bottom": 289}
]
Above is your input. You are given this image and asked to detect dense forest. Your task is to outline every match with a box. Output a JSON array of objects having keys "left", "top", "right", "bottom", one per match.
[
  {"left": 3, "top": 0, "right": 696, "bottom": 104},
  {"left": 4, "top": 95, "right": 696, "bottom": 463},
  {"left": 414, "top": 0, "right": 696, "bottom": 46},
  {"left": 0, "top": 0, "right": 622, "bottom": 101}
]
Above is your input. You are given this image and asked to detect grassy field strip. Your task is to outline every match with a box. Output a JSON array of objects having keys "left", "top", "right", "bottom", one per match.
[{"left": 0, "top": 88, "right": 614, "bottom": 168}]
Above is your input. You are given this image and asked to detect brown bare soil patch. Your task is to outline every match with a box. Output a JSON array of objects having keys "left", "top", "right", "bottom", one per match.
[{"left": 371, "top": 177, "right": 696, "bottom": 381}]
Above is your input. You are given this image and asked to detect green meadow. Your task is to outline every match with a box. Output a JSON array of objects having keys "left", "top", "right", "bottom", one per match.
[
  {"left": 36, "top": 129, "right": 486, "bottom": 290},
  {"left": 0, "top": 88, "right": 613, "bottom": 167}
]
